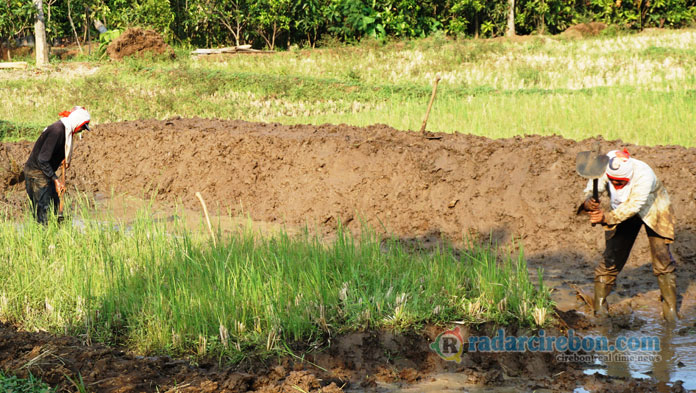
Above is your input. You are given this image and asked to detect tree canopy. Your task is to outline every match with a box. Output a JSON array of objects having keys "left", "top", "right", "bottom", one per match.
[{"left": 2, "top": 0, "right": 695, "bottom": 50}]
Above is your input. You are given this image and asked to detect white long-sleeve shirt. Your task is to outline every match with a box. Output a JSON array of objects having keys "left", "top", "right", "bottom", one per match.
[{"left": 584, "top": 158, "right": 675, "bottom": 241}]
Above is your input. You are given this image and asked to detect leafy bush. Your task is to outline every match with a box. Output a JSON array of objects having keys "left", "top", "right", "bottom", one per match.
[{"left": 97, "top": 28, "right": 122, "bottom": 57}]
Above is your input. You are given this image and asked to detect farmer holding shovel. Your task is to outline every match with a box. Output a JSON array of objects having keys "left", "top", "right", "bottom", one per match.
[
  {"left": 23, "top": 106, "right": 91, "bottom": 224},
  {"left": 578, "top": 148, "right": 678, "bottom": 322}
]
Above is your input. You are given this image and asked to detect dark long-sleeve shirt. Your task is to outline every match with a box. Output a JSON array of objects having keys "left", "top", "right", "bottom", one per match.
[{"left": 25, "top": 121, "right": 66, "bottom": 181}]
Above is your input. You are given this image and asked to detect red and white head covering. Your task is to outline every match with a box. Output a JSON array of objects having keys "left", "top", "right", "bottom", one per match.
[
  {"left": 606, "top": 148, "right": 633, "bottom": 182},
  {"left": 58, "top": 106, "right": 91, "bottom": 164}
]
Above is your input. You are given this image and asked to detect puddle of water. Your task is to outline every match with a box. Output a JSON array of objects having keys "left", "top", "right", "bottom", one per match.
[
  {"left": 538, "top": 272, "right": 696, "bottom": 391},
  {"left": 59, "top": 193, "right": 289, "bottom": 238},
  {"left": 583, "top": 311, "right": 696, "bottom": 391}
]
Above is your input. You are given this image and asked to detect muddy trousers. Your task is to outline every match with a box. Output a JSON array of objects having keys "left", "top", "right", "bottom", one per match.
[
  {"left": 594, "top": 214, "right": 678, "bottom": 320},
  {"left": 24, "top": 168, "right": 59, "bottom": 224},
  {"left": 594, "top": 215, "right": 675, "bottom": 284}
]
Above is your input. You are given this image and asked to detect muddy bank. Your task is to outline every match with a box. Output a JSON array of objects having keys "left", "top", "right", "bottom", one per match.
[{"left": 0, "top": 320, "right": 672, "bottom": 393}]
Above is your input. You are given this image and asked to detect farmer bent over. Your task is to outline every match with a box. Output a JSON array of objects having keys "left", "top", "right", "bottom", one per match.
[
  {"left": 24, "top": 106, "right": 90, "bottom": 224},
  {"left": 580, "top": 149, "right": 678, "bottom": 322}
]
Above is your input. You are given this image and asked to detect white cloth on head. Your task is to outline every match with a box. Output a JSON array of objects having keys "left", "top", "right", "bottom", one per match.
[
  {"left": 59, "top": 106, "right": 90, "bottom": 164},
  {"left": 604, "top": 150, "right": 635, "bottom": 209},
  {"left": 606, "top": 149, "right": 634, "bottom": 180}
]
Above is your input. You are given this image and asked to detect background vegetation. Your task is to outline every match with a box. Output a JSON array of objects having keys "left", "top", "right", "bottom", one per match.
[
  {"left": 2, "top": 29, "right": 695, "bottom": 147},
  {"left": 1, "top": 0, "right": 696, "bottom": 53}
]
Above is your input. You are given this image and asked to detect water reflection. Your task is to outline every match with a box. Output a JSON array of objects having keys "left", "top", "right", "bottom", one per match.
[{"left": 583, "top": 311, "right": 696, "bottom": 391}]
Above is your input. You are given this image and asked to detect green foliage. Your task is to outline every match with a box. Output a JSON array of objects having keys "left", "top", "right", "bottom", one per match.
[
  {"left": 250, "top": 0, "right": 292, "bottom": 49},
  {"left": 104, "top": 0, "right": 174, "bottom": 38},
  {"left": 293, "top": 0, "right": 327, "bottom": 47},
  {"left": 0, "top": 0, "right": 35, "bottom": 50},
  {"left": 12, "top": 0, "right": 696, "bottom": 50},
  {"left": 96, "top": 28, "right": 121, "bottom": 56},
  {"left": 0, "top": 372, "right": 54, "bottom": 393},
  {"left": 326, "top": 0, "right": 386, "bottom": 41}
]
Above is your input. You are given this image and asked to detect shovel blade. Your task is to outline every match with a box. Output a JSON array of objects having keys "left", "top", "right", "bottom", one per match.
[{"left": 576, "top": 150, "right": 609, "bottom": 178}]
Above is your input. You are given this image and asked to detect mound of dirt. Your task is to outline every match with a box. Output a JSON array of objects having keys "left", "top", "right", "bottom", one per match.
[
  {"left": 4, "top": 118, "right": 696, "bottom": 268},
  {"left": 562, "top": 22, "right": 608, "bottom": 39},
  {"left": 0, "top": 142, "right": 30, "bottom": 189},
  {"left": 106, "top": 28, "right": 175, "bottom": 60}
]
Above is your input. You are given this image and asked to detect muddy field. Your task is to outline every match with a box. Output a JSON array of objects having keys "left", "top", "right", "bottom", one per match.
[{"left": 1, "top": 118, "right": 695, "bottom": 392}]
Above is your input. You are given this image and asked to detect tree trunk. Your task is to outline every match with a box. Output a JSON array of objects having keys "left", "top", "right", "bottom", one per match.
[
  {"left": 506, "top": 0, "right": 516, "bottom": 37},
  {"left": 67, "top": 0, "right": 83, "bottom": 54},
  {"left": 271, "top": 22, "right": 277, "bottom": 51},
  {"left": 34, "top": 0, "right": 50, "bottom": 66},
  {"left": 474, "top": 12, "right": 479, "bottom": 38},
  {"left": 540, "top": 12, "right": 545, "bottom": 35}
]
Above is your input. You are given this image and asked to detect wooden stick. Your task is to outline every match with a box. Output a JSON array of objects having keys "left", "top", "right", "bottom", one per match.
[
  {"left": 58, "top": 160, "right": 66, "bottom": 214},
  {"left": 195, "top": 192, "right": 217, "bottom": 247},
  {"left": 420, "top": 75, "right": 441, "bottom": 134}
]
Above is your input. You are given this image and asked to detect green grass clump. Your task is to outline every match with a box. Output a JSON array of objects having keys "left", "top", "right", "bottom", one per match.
[
  {"left": 0, "top": 201, "right": 551, "bottom": 362},
  {"left": 0, "top": 372, "right": 54, "bottom": 393}
]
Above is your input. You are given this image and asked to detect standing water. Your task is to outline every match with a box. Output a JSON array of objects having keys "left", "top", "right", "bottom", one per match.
[{"left": 582, "top": 309, "right": 696, "bottom": 391}]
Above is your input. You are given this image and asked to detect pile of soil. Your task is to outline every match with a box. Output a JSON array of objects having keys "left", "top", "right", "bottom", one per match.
[
  {"left": 106, "top": 28, "right": 175, "bottom": 60},
  {"left": 562, "top": 22, "right": 608, "bottom": 39},
  {"left": 60, "top": 119, "right": 696, "bottom": 260}
]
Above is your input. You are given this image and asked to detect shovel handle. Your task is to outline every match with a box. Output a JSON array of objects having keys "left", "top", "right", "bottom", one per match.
[
  {"left": 592, "top": 178, "right": 599, "bottom": 202},
  {"left": 591, "top": 178, "right": 599, "bottom": 227},
  {"left": 59, "top": 160, "right": 66, "bottom": 213}
]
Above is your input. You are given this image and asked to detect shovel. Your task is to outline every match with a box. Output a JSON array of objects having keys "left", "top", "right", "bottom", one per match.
[{"left": 576, "top": 142, "right": 608, "bottom": 226}]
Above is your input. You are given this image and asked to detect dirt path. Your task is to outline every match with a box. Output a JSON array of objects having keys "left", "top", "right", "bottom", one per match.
[{"left": 1, "top": 118, "right": 695, "bottom": 391}]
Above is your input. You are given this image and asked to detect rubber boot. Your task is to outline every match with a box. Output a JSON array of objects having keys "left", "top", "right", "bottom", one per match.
[
  {"left": 657, "top": 273, "right": 678, "bottom": 323},
  {"left": 594, "top": 280, "right": 613, "bottom": 317}
]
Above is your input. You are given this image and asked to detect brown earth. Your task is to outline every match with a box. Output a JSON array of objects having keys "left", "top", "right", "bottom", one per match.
[
  {"left": 0, "top": 321, "right": 670, "bottom": 393},
  {"left": 2, "top": 118, "right": 696, "bottom": 391},
  {"left": 106, "top": 28, "right": 175, "bottom": 60},
  {"left": 562, "top": 22, "right": 608, "bottom": 39}
]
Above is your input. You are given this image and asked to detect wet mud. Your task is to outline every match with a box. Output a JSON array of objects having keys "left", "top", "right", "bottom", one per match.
[
  {"left": 1, "top": 118, "right": 695, "bottom": 391},
  {"left": 0, "top": 321, "right": 671, "bottom": 393}
]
